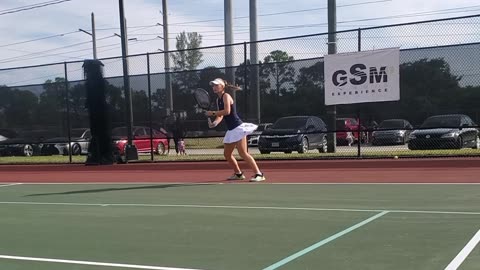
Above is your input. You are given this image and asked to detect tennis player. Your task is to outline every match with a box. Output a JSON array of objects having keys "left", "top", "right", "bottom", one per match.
[{"left": 206, "top": 78, "right": 266, "bottom": 182}]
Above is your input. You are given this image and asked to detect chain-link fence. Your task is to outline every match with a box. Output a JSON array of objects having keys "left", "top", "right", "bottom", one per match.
[{"left": 0, "top": 15, "right": 479, "bottom": 162}]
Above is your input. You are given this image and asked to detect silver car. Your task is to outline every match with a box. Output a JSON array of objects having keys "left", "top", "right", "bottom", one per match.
[
  {"left": 41, "top": 128, "right": 91, "bottom": 155},
  {"left": 371, "top": 119, "right": 413, "bottom": 145}
]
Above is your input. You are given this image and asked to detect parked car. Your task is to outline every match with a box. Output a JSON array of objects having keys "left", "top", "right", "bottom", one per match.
[
  {"left": 0, "top": 129, "right": 18, "bottom": 142},
  {"left": 258, "top": 116, "right": 328, "bottom": 154},
  {"left": 247, "top": 123, "right": 273, "bottom": 147},
  {"left": 408, "top": 114, "right": 480, "bottom": 150},
  {"left": 41, "top": 128, "right": 91, "bottom": 155},
  {"left": 336, "top": 118, "right": 366, "bottom": 145},
  {"left": 0, "top": 130, "right": 56, "bottom": 157},
  {"left": 371, "top": 119, "right": 413, "bottom": 145},
  {"left": 112, "top": 126, "right": 169, "bottom": 155}
]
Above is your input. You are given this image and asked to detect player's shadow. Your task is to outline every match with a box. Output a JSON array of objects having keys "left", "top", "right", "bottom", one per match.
[{"left": 25, "top": 183, "right": 216, "bottom": 197}]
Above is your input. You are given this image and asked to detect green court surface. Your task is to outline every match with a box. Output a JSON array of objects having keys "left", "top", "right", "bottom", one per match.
[{"left": 1, "top": 183, "right": 479, "bottom": 270}]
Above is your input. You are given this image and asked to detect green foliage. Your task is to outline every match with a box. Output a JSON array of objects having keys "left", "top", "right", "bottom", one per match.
[
  {"left": 260, "top": 50, "right": 295, "bottom": 97},
  {"left": 0, "top": 85, "right": 38, "bottom": 128},
  {"left": 171, "top": 32, "right": 204, "bottom": 92}
]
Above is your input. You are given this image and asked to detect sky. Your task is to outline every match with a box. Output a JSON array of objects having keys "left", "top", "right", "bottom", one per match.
[{"left": 0, "top": 0, "right": 479, "bottom": 85}]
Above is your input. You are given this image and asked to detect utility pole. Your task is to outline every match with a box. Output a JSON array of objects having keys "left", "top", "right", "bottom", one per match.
[
  {"left": 114, "top": 20, "right": 133, "bottom": 54},
  {"left": 249, "top": 0, "right": 260, "bottom": 124},
  {"left": 118, "top": 0, "right": 138, "bottom": 160},
  {"left": 327, "top": 0, "right": 337, "bottom": 153},
  {"left": 79, "top": 12, "right": 97, "bottom": 59},
  {"left": 91, "top": 13, "right": 97, "bottom": 59},
  {"left": 224, "top": 0, "right": 235, "bottom": 99},
  {"left": 162, "top": 0, "right": 173, "bottom": 115}
]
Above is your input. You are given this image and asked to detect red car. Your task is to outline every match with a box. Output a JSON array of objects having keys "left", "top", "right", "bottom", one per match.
[
  {"left": 336, "top": 118, "right": 366, "bottom": 145},
  {"left": 112, "top": 126, "right": 169, "bottom": 155}
]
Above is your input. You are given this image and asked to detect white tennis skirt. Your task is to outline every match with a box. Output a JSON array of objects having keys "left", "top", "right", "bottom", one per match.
[{"left": 223, "top": 123, "right": 258, "bottom": 144}]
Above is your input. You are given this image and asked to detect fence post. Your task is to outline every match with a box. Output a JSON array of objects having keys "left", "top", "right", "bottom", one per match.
[
  {"left": 357, "top": 109, "right": 361, "bottom": 158},
  {"left": 64, "top": 62, "right": 72, "bottom": 163},
  {"left": 147, "top": 53, "right": 154, "bottom": 162},
  {"left": 243, "top": 42, "right": 248, "bottom": 119},
  {"left": 357, "top": 28, "right": 362, "bottom": 158},
  {"left": 358, "top": 28, "right": 362, "bottom": 52}
]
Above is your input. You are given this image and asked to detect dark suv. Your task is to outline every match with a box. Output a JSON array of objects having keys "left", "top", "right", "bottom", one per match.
[{"left": 258, "top": 116, "right": 328, "bottom": 154}]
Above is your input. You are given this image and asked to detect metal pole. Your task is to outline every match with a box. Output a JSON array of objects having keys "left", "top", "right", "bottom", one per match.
[
  {"left": 225, "top": 0, "right": 235, "bottom": 100},
  {"left": 64, "top": 62, "right": 72, "bottom": 163},
  {"left": 78, "top": 13, "right": 97, "bottom": 59},
  {"left": 327, "top": 0, "right": 337, "bottom": 153},
  {"left": 147, "top": 53, "right": 154, "bottom": 162},
  {"left": 357, "top": 28, "right": 363, "bottom": 156},
  {"left": 357, "top": 28, "right": 362, "bottom": 52},
  {"left": 124, "top": 18, "right": 129, "bottom": 56},
  {"left": 162, "top": 0, "right": 173, "bottom": 114},
  {"left": 243, "top": 42, "right": 248, "bottom": 117},
  {"left": 118, "top": 0, "right": 137, "bottom": 160},
  {"left": 91, "top": 13, "right": 97, "bottom": 59},
  {"left": 357, "top": 109, "right": 361, "bottom": 157},
  {"left": 249, "top": 0, "right": 260, "bottom": 124}
]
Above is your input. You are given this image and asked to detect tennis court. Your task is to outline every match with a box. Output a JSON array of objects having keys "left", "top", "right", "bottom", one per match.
[{"left": 1, "top": 160, "right": 480, "bottom": 270}]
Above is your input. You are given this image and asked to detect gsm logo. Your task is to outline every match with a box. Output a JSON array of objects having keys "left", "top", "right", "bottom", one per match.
[{"left": 332, "top": 64, "right": 388, "bottom": 86}]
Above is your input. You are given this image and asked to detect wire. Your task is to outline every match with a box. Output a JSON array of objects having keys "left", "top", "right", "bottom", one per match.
[
  {"left": 0, "top": 36, "right": 162, "bottom": 66},
  {"left": 0, "top": 0, "right": 72, "bottom": 16},
  {"left": 0, "top": 35, "right": 116, "bottom": 64},
  {"left": 0, "top": 31, "right": 79, "bottom": 48},
  {"left": 0, "top": 0, "right": 65, "bottom": 12},
  {"left": 5, "top": 47, "right": 85, "bottom": 61},
  {"left": 170, "top": 0, "right": 392, "bottom": 26}
]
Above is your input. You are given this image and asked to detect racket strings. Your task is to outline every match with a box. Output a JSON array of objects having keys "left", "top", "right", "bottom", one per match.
[{"left": 194, "top": 89, "right": 211, "bottom": 110}]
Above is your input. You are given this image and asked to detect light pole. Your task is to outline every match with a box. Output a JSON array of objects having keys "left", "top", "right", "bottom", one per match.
[
  {"left": 225, "top": 0, "right": 235, "bottom": 100},
  {"left": 114, "top": 33, "right": 137, "bottom": 56},
  {"left": 327, "top": 0, "right": 337, "bottom": 153},
  {"left": 79, "top": 12, "right": 97, "bottom": 59},
  {"left": 161, "top": 0, "right": 173, "bottom": 116},
  {"left": 249, "top": 0, "right": 260, "bottom": 124},
  {"left": 118, "top": 0, "right": 138, "bottom": 161}
]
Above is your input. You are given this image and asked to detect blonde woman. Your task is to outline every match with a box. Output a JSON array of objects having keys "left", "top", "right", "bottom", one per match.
[{"left": 206, "top": 78, "right": 265, "bottom": 182}]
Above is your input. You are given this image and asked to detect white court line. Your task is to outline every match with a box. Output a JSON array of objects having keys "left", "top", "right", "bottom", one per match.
[
  {"left": 10, "top": 182, "right": 480, "bottom": 185},
  {"left": 1, "top": 201, "right": 480, "bottom": 215},
  {"left": 0, "top": 183, "right": 22, "bottom": 188},
  {"left": 444, "top": 229, "right": 480, "bottom": 270},
  {"left": 0, "top": 254, "right": 203, "bottom": 270},
  {"left": 263, "top": 211, "right": 389, "bottom": 270}
]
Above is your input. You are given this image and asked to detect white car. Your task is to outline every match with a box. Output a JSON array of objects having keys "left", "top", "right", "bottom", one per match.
[{"left": 247, "top": 123, "right": 273, "bottom": 147}]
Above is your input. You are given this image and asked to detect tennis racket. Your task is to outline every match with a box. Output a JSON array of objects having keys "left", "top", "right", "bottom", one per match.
[{"left": 193, "top": 88, "right": 215, "bottom": 126}]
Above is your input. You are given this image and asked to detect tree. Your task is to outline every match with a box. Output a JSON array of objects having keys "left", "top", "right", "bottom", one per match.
[
  {"left": 260, "top": 50, "right": 296, "bottom": 98},
  {"left": 398, "top": 58, "right": 461, "bottom": 124},
  {"left": 0, "top": 85, "right": 38, "bottom": 128},
  {"left": 68, "top": 83, "right": 88, "bottom": 127},
  {"left": 256, "top": 50, "right": 296, "bottom": 121},
  {"left": 171, "top": 31, "right": 204, "bottom": 92},
  {"left": 198, "top": 66, "right": 225, "bottom": 90},
  {"left": 36, "top": 77, "right": 67, "bottom": 127},
  {"left": 457, "top": 86, "right": 480, "bottom": 123},
  {"left": 358, "top": 58, "right": 463, "bottom": 125},
  {"left": 132, "top": 90, "right": 150, "bottom": 125},
  {"left": 293, "top": 60, "right": 326, "bottom": 116}
]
